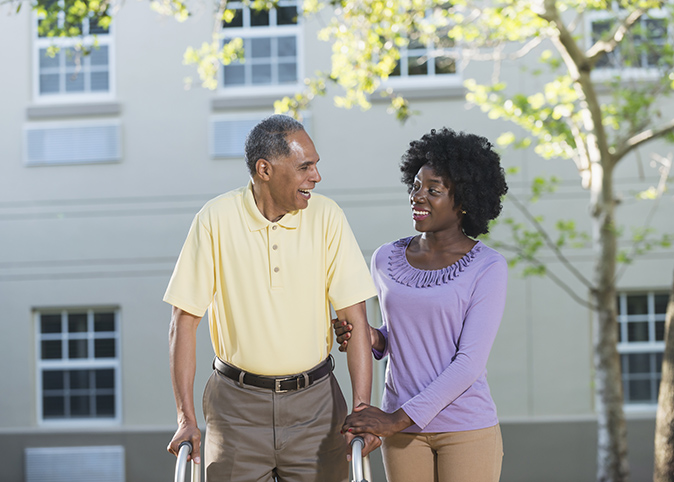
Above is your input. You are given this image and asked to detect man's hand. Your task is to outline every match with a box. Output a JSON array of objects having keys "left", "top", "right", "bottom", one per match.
[
  {"left": 343, "top": 430, "right": 382, "bottom": 460},
  {"left": 167, "top": 421, "right": 202, "bottom": 464},
  {"left": 342, "top": 403, "right": 413, "bottom": 438},
  {"left": 168, "top": 307, "right": 202, "bottom": 463}
]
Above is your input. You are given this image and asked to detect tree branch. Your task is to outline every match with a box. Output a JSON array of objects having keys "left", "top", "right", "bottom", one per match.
[
  {"left": 613, "top": 118, "right": 674, "bottom": 163},
  {"left": 537, "top": 0, "right": 589, "bottom": 75},
  {"left": 495, "top": 242, "right": 597, "bottom": 310},
  {"left": 508, "top": 193, "right": 595, "bottom": 289},
  {"left": 586, "top": 9, "right": 646, "bottom": 67},
  {"left": 538, "top": 0, "right": 613, "bottom": 173},
  {"left": 615, "top": 152, "right": 673, "bottom": 282}
]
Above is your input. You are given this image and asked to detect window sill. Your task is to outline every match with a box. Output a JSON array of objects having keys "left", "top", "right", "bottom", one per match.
[
  {"left": 26, "top": 102, "right": 122, "bottom": 120},
  {"left": 623, "top": 405, "right": 657, "bottom": 418},
  {"left": 37, "top": 418, "right": 122, "bottom": 429},
  {"left": 371, "top": 80, "right": 465, "bottom": 104},
  {"left": 592, "top": 66, "right": 663, "bottom": 80},
  {"left": 212, "top": 85, "right": 301, "bottom": 110}
]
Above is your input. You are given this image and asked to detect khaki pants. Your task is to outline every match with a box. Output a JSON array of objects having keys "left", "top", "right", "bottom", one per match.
[
  {"left": 202, "top": 368, "right": 348, "bottom": 482},
  {"left": 382, "top": 425, "right": 503, "bottom": 482}
]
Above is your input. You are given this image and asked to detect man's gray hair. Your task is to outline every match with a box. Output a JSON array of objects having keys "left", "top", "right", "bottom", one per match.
[{"left": 245, "top": 115, "right": 306, "bottom": 175}]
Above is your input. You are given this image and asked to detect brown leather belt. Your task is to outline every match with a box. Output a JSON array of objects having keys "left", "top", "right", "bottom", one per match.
[{"left": 212, "top": 355, "right": 334, "bottom": 393}]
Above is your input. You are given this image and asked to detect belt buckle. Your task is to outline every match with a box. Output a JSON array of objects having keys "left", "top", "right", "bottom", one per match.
[{"left": 274, "top": 376, "right": 298, "bottom": 393}]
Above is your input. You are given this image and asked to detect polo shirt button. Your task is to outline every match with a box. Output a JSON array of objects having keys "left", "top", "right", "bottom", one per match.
[
  {"left": 272, "top": 244, "right": 278, "bottom": 250},
  {"left": 274, "top": 267, "right": 280, "bottom": 273},
  {"left": 272, "top": 225, "right": 278, "bottom": 230}
]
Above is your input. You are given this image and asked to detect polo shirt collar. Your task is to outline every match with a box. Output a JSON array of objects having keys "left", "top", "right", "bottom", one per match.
[{"left": 243, "top": 181, "right": 301, "bottom": 231}]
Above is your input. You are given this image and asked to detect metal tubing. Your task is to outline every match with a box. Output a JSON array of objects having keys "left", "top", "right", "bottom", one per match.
[
  {"left": 191, "top": 452, "right": 201, "bottom": 482},
  {"left": 350, "top": 436, "right": 367, "bottom": 482},
  {"left": 174, "top": 441, "right": 193, "bottom": 482}
]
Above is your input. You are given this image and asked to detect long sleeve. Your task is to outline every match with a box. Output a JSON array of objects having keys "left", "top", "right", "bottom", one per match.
[
  {"left": 374, "top": 238, "right": 508, "bottom": 433},
  {"left": 401, "top": 258, "right": 507, "bottom": 430}
]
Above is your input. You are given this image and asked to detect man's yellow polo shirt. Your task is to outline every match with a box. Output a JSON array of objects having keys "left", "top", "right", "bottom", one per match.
[{"left": 164, "top": 182, "right": 376, "bottom": 376}]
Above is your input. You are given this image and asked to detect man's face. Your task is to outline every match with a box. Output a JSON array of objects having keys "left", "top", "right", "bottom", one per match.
[{"left": 267, "top": 130, "right": 322, "bottom": 216}]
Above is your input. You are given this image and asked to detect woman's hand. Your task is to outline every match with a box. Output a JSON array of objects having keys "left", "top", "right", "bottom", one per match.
[
  {"left": 332, "top": 317, "right": 352, "bottom": 352},
  {"left": 331, "top": 318, "right": 385, "bottom": 353},
  {"left": 341, "top": 404, "right": 413, "bottom": 438}
]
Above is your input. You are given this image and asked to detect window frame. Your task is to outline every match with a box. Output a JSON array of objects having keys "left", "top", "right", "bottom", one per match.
[
  {"left": 35, "top": 307, "right": 122, "bottom": 426},
  {"left": 586, "top": 5, "right": 670, "bottom": 80},
  {"left": 385, "top": 41, "right": 461, "bottom": 90},
  {"left": 381, "top": 8, "right": 461, "bottom": 90},
  {"left": 32, "top": 9, "right": 115, "bottom": 103},
  {"left": 616, "top": 291, "right": 667, "bottom": 411},
  {"left": 217, "top": 0, "right": 303, "bottom": 97}
]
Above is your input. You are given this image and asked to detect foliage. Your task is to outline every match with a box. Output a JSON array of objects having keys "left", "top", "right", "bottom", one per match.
[
  {"left": 21, "top": 0, "right": 673, "bottom": 309},
  {"left": 13, "top": 0, "right": 674, "bottom": 480}
]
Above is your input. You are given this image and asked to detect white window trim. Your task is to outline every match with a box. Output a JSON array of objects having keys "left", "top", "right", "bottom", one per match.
[
  {"left": 378, "top": 6, "right": 461, "bottom": 90},
  {"left": 382, "top": 71, "right": 463, "bottom": 91},
  {"left": 35, "top": 308, "right": 122, "bottom": 427},
  {"left": 586, "top": 6, "right": 669, "bottom": 81},
  {"left": 32, "top": 12, "right": 116, "bottom": 104},
  {"left": 217, "top": 1, "right": 304, "bottom": 97}
]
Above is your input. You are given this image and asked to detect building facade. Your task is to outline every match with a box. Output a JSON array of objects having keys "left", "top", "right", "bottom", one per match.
[{"left": 0, "top": 2, "right": 672, "bottom": 481}]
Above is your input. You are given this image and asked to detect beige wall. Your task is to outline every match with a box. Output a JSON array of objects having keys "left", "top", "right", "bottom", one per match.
[{"left": 1, "top": 1, "right": 673, "bottom": 480}]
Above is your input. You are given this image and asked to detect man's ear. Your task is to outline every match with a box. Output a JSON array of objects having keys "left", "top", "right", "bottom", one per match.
[{"left": 255, "top": 158, "right": 272, "bottom": 181}]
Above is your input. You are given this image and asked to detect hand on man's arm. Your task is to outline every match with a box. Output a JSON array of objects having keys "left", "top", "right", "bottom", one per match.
[
  {"left": 334, "top": 301, "right": 381, "bottom": 458},
  {"left": 167, "top": 307, "right": 202, "bottom": 464},
  {"left": 332, "top": 317, "right": 385, "bottom": 353}
]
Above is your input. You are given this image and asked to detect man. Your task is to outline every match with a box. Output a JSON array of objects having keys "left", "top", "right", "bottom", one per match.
[{"left": 165, "top": 115, "right": 380, "bottom": 481}]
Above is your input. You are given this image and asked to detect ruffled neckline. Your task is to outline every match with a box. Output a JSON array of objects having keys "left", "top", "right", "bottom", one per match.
[{"left": 387, "top": 236, "right": 482, "bottom": 288}]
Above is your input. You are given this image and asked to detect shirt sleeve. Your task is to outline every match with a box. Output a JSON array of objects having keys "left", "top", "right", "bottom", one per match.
[
  {"left": 401, "top": 256, "right": 508, "bottom": 429},
  {"left": 325, "top": 206, "right": 377, "bottom": 311},
  {"left": 372, "top": 326, "right": 388, "bottom": 360},
  {"left": 163, "top": 213, "right": 216, "bottom": 317}
]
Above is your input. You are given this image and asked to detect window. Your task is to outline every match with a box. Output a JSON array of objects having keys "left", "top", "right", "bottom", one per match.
[
  {"left": 617, "top": 292, "right": 668, "bottom": 406},
  {"left": 34, "top": 11, "right": 113, "bottom": 99},
  {"left": 391, "top": 33, "right": 457, "bottom": 79},
  {"left": 220, "top": 0, "right": 301, "bottom": 89},
  {"left": 37, "top": 308, "right": 120, "bottom": 422},
  {"left": 588, "top": 6, "right": 669, "bottom": 71}
]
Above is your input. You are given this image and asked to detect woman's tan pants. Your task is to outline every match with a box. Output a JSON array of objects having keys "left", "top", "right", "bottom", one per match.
[{"left": 381, "top": 424, "right": 503, "bottom": 482}]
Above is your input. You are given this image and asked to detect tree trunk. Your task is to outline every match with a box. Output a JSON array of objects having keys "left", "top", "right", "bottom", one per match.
[
  {"left": 591, "top": 161, "right": 630, "bottom": 482},
  {"left": 654, "top": 271, "right": 674, "bottom": 481}
]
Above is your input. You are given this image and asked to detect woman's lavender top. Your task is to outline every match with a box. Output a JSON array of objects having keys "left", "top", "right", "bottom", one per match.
[{"left": 371, "top": 237, "right": 507, "bottom": 433}]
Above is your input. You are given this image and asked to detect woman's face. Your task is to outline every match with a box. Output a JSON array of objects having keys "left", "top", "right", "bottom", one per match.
[{"left": 409, "top": 164, "right": 462, "bottom": 234}]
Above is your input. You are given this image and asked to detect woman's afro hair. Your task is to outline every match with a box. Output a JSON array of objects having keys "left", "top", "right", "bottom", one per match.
[{"left": 400, "top": 127, "right": 508, "bottom": 238}]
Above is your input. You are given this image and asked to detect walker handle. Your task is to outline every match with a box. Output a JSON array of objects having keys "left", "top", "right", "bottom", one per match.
[
  {"left": 350, "top": 436, "right": 369, "bottom": 482},
  {"left": 174, "top": 441, "right": 201, "bottom": 482}
]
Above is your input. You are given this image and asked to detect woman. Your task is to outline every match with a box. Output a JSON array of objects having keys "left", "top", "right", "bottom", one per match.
[{"left": 336, "top": 127, "right": 508, "bottom": 482}]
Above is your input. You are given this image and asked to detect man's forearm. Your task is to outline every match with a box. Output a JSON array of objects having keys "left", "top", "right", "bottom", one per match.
[
  {"left": 168, "top": 307, "right": 201, "bottom": 425},
  {"left": 336, "top": 301, "right": 372, "bottom": 407}
]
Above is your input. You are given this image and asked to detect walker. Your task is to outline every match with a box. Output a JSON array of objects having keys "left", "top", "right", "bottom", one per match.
[{"left": 173, "top": 437, "right": 371, "bottom": 482}]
